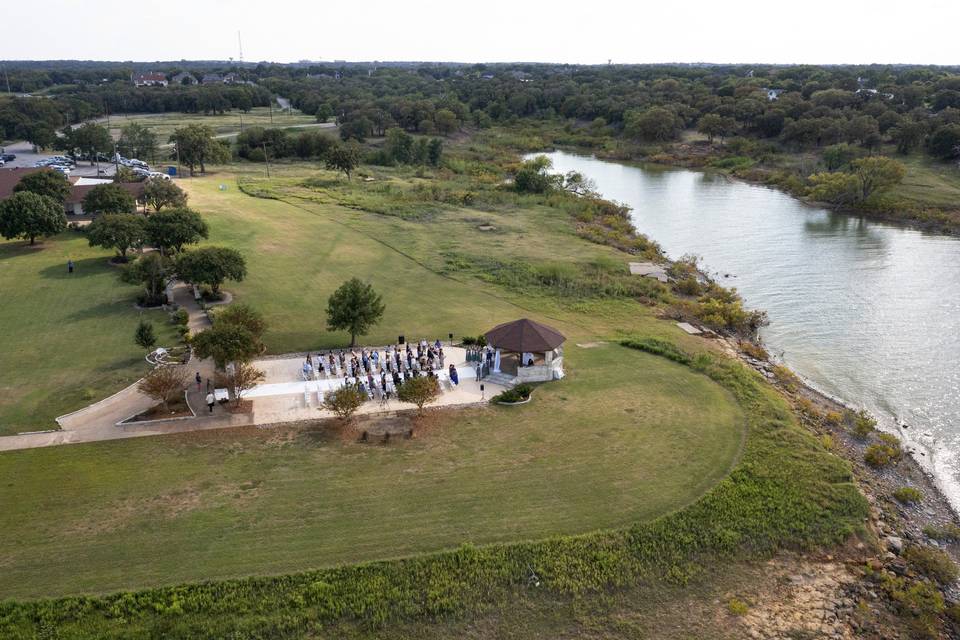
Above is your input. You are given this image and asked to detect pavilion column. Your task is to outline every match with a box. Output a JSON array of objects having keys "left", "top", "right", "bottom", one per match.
[{"left": 493, "top": 349, "right": 501, "bottom": 373}]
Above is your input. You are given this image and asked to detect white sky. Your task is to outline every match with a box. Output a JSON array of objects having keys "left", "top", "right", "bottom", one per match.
[{"left": 3, "top": 0, "right": 959, "bottom": 65}]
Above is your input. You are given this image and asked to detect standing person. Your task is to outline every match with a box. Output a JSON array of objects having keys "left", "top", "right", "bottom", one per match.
[
  {"left": 449, "top": 364, "right": 459, "bottom": 386},
  {"left": 475, "top": 360, "right": 482, "bottom": 381},
  {"left": 205, "top": 391, "right": 215, "bottom": 413},
  {"left": 195, "top": 371, "right": 202, "bottom": 392},
  {"left": 67, "top": 259, "right": 74, "bottom": 274}
]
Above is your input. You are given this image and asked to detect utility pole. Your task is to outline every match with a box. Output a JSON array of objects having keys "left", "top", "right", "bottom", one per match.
[
  {"left": 262, "top": 141, "right": 270, "bottom": 179},
  {"left": 1, "top": 63, "right": 11, "bottom": 94}
]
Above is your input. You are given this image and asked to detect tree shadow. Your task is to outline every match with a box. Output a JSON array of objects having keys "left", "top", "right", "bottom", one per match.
[
  {"left": 64, "top": 299, "right": 136, "bottom": 323},
  {"left": 38, "top": 257, "right": 116, "bottom": 280},
  {"left": 0, "top": 241, "right": 48, "bottom": 261}
]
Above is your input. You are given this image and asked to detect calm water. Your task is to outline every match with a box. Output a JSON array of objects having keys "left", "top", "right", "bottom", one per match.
[{"left": 534, "top": 151, "right": 960, "bottom": 508}]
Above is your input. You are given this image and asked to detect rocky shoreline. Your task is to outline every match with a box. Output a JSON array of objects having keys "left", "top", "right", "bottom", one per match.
[{"left": 720, "top": 335, "right": 960, "bottom": 636}]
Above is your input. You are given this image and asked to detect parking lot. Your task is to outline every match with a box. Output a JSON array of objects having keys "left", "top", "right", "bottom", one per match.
[{"left": 0, "top": 141, "right": 117, "bottom": 178}]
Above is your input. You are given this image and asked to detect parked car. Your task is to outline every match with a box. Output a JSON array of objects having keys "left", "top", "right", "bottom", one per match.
[
  {"left": 0, "top": 159, "right": 5, "bottom": 167},
  {"left": 51, "top": 165, "right": 71, "bottom": 175},
  {"left": 0, "top": 154, "right": 15, "bottom": 162}
]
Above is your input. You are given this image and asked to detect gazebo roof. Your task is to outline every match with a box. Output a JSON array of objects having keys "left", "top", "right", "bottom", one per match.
[{"left": 484, "top": 318, "right": 566, "bottom": 353}]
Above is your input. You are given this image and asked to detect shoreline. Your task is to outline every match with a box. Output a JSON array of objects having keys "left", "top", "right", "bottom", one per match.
[
  {"left": 528, "top": 143, "right": 960, "bottom": 535},
  {"left": 725, "top": 335, "right": 960, "bottom": 575}
]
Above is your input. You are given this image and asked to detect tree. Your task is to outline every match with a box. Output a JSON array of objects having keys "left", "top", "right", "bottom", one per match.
[
  {"left": 396, "top": 375, "right": 440, "bottom": 414},
  {"left": 0, "top": 191, "right": 66, "bottom": 245},
  {"left": 13, "top": 169, "right": 71, "bottom": 203},
  {"left": 315, "top": 103, "right": 333, "bottom": 123},
  {"left": 82, "top": 184, "right": 135, "bottom": 215},
  {"left": 119, "top": 252, "right": 169, "bottom": 306},
  {"left": 144, "top": 208, "right": 208, "bottom": 254},
  {"left": 325, "top": 141, "right": 362, "bottom": 179},
  {"left": 175, "top": 246, "right": 247, "bottom": 295},
  {"left": 928, "top": 124, "right": 960, "bottom": 160},
  {"left": 138, "top": 365, "right": 187, "bottom": 411},
  {"left": 117, "top": 122, "right": 158, "bottom": 161},
  {"left": 434, "top": 108, "right": 458, "bottom": 135},
  {"left": 851, "top": 156, "right": 905, "bottom": 200},
  {"left": 326, "top": 278, "right": 385, "bottom": 347},
  {"left": 697, "top": 114, "right": 736, "bottom": 143},
  {"left": 86, "top": 213, "right": 146, "bottom": 261},
  {"left": 624, "top": 107, "right": 680, "bottom": 142},
  {"left": 891, "top": 121, "right": 927, "bottom": 155},
  {"left": 821, "top": 144, "right": 860, "bottom": 171},
  {"left": 223, "top": 362, "right": 264, "bottom": 405},
  {"left": 169, "top": 124, "right": 230, "bottom": 176},
  {"left": 143, "top": 178, "right": 187, "bottom": 211},
  {"left": 64, "top": 122, "right": 112, "bottom": 165},
  {"left": 211, "top": 303, "right": 266, "bottom": 352},
  {"left": 806, "top": 171, "right": 862, "bottom": 205},
  {"left": 384, "top": 127, "right": 414, "bottom": 163},
  {"left": 191, "top": 324, "right": 259, "bottom": 369},
  {"left": 134, "top": 318, "right": 157, "bottom": 351},
  {"left": 321, "top": 385, "right": 365, "bottom": 421},
  {"left": 514, "top": 156, "right": 561, "bottom": 194},
  {"left": 427, "top": 138, "right": 443, "bottom": 166}
]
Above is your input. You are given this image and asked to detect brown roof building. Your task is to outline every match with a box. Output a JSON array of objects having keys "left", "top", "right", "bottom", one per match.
[{"left": 0, "top": 168, "right": 145, "bottom": 215}]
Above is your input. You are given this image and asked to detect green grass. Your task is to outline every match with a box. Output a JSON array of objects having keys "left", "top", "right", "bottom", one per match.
[
  {"left": 0, "top": 234, "right": 176, "bottom": 436},
  {"left": 890, "top": 153, "right": 960, "bottom": 209},
  {"left": 0, "top": 342, "right": 744, "bottom": 599},
  {"left": 0, "top": 344, "right": 867, "bottom": 639},
  {"left": 105, "top": 107, "right": 319, "bottom": 148}
]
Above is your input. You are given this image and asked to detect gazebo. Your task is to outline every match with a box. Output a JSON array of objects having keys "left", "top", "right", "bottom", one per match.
[{"left": 484, "top": 318, "right": 566, "bottom": 383}]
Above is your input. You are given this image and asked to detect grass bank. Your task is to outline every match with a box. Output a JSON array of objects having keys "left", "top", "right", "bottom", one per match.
[{"left": 0, "top": 340, "right": 867, "bottom": 638}]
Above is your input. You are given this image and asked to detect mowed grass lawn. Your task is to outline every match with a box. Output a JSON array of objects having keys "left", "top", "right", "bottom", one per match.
[
  {"left": 105, "top": 107, "right": 319, "bottom": 147},
  {"left": 0, "top": 342, "right": 744, "bottom": 599},
  {"left": 0, "top": 235, "right": 175, "bottom": 435}
]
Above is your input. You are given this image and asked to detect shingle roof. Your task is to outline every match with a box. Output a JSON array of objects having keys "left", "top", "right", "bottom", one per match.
[{"left": 484, "top": 318, "right": 566, "bottom": 353}]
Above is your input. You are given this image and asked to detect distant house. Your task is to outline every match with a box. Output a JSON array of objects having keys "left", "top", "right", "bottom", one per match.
[
  {"left": 762, "top": 88, "right": 785, "bottom": 101},
  {"left": 171, "top": 72, "right": 198, "bottom": 86},
  {"left": 132, "top": 72, "right": 168, "bottom": 87},
  {"left": 223, "top": 73, "right": 239, "bottom": 84},
  {"left": 510, "top": 71, "right": 532, "bottom": 82},
  {"left": 201, "top": 73, "right": 224, "bottom": 85}
]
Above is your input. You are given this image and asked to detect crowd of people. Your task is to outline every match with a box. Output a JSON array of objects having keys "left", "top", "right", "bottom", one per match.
[{"left": 300, "top": 339, "right": 459, "bottom": 403}]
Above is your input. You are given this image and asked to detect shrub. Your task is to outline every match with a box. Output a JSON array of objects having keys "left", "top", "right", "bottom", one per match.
[
  {"left": 864, "top": 441, "right": 901, "bottom": 469},
  {"left": 739, "top": 341, "right": 769, "bottom": 361},
  {"left": 772, "top": 365, "right": 799, "bottom": 391},
  {"left": 673, "top": 277, "right": 702, "bottom": 296},
  {"left": 170, "top": 308, "right": 190, "bottom": 326},
  {"left": 887, "top": 577, "right": 945, "bottom": 638},
  {"left": 903, "top": 545, "right": 959, "bottom": 584},
  {"left": 923, "top": 524, "right": 960, "bottom": 542},
  {"left": 494, "top": 383, "right": 533, "bottom": 404},
  {"left": 726, "top": 598, "right": 749, "bottom": 616},
  {"left": 824, "top": 411, "right": 843, "bottom": 426},
  {"left": 619, "top": 337, "right": 691, "bottom": 365},
  {"left": 893, "top": 487, "right": 923, "bottom": 504},
  {"left": 397, "top": 375, "right": 441, "bottom": 414},
  {"left": 134, "top": 318, "right": 157, "bottom": 351},
  {"left": 820, "top": 434, "right": 835, "bottom": 451},
  {"left": 321, "top": 386, "right": 365, "bottom": 421},
  {"left": 851, "top": 410, "right": 877, "bottom": 438}
]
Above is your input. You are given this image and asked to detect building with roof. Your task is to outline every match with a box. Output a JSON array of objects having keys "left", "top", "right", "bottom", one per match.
[
  {"left": 132, "top": 72, "right": 168, "bottom": 87},
  {"left": 483, "top": 318, "right": 566, "bottom": 383},
  {"left": 0, "top": 168, "right": 146, "bottom": 216}
]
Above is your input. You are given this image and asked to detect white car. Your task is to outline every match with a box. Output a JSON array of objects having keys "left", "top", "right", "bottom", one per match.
[{"left": 147, "top": 171, "right": 171, "bottom": 180}]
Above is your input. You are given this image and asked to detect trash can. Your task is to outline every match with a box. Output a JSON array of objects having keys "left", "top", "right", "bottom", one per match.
[{"left": 167, "top": 166, "right": 177, "bottom": 177}]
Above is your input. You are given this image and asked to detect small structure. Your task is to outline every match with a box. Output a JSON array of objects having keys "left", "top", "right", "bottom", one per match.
[
  {"left": 132, "top": 72, "right": 168, "bottom": 87},
  {"left": 629, "top": 262, "right": 670, "bottom": 282},
  {"left": 484, "top": 318, "right": 566, "bottom": 383},
  {"left": 201, "top": 73, "right": 224, "bottom": 85}
]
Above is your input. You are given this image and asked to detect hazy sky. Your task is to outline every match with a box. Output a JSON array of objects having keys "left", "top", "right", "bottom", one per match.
[{"left": 4, "top": 0, "right": 959, "bottom": 65}]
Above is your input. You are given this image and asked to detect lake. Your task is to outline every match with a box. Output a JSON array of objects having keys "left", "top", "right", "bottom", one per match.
[{"left": 534, "top": 150, "right": 960, "bottom": 508}]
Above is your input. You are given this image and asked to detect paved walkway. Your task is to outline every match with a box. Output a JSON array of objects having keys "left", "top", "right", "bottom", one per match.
[{"left": 0, "top": 281, "right": 228, "bottom": 453}]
